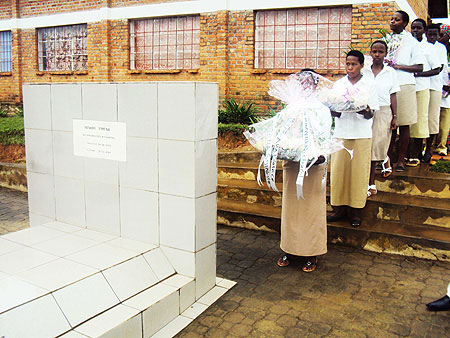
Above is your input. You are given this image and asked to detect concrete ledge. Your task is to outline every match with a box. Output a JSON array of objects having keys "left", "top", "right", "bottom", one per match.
[{"left": 0, "top": 162, "right": 27, "bottom": 192}]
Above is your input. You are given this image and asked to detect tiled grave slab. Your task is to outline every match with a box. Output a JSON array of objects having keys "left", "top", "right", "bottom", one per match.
[
  {"left": 26, "top": 172, "right": 56, "bottom": 219},
  {"left": 25, "top": 128, "right": 54, "bottom": 175},
  {"left": 82, "top": 83, "right": 117, "bottom": 121},
  {"left": 32, "top": 233, "right": 98, "bottom": 257},
  {"left": 51, "top": 83, "right": 83, "bottom": 132},
  {"left": 0, "top": 276, "right": 48, "bottom": 314},
  {"left": 108, "top": 237, "right": 157, "bottom": 253},
  {"left": 143, "top": 248, "right": 176, "bottom": 281},
  {"left": 53, "top": 131, "right": 84, "bottom": 179},
  {"left": 2, "top": 225, "right": 66, "bottom": 246},
  {"left": 0, "top": 238, "right": 25, "bottom": 255},
  {"left": 0, "top": 247, "right": 58, "bottom": 274},
  {"left": 151, "top": 315, "right": 193, "bottom": 338},
  {"left": 23, "top": 84, "right": 52, "bottom": 130},
  {"left": 43, "top": 221, "right": 84, "bottom": 234}
]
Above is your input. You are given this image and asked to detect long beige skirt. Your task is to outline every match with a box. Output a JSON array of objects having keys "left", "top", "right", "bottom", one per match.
[
  {"left": 428, "top": 89, "right": 441, "bottom": 135},
  {"left": 371, "top": 105, "right": 393, "bottom": 161},
  {"left": 330, "top": 138, "right": 372, "bottom": 209},
  {"left": 397, "top": 84, "right": 418, "bottom": 126},
  {"left": 280, "top": 161, "right": 327, "bottom": 257},
  {"left": 410, "top": 89, "right": 430, "bottom": 138}
]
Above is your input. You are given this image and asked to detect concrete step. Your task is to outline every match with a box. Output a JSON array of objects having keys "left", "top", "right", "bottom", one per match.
[
  {"left": 217, "top": 198, "right": 450, "bottom": 261},
  {"left": 218, "top": 151, "right": 262, "bottom": 163},
  {"left": 217, "top": 161, "right": 283, "bottom": 183}
]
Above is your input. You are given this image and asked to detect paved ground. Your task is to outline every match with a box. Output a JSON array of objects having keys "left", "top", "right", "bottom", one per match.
[{"left": 1, "top": 186, "right": 449, "bottom": 338}]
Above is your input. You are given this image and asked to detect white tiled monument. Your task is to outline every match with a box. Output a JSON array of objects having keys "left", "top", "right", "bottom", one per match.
[{"left": 0, "top": 82, "right": 235, "bottom": 338}]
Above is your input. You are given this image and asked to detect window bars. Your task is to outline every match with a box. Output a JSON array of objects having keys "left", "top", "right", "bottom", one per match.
[
  {"left": 255, "top": 7, "right": 352, "bottom": 70},
  {"left": 37, "top": 24, "right": 88, "bottom": 71},
  {"left": 0, "top": 31, "right": 12, "bottom": 72},
  {"left": 130, "top": 15, "right": 200, "bottom": 70}
]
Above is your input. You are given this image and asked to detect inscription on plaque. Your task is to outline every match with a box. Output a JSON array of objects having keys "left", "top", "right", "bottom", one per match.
[{"left": 73, "top": 120, "right": 126, "bottom": 161}]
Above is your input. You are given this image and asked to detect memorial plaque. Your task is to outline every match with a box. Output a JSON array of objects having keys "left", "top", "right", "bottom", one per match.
[{"left": 73, "top": 119, "right": 126, "bottom": 161}]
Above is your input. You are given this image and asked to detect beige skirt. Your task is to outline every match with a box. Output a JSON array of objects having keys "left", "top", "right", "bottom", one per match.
[
  {"left": 280, "top": 161, "right": 327, "bottom": 257},
  {"left": 397, "top": 84, "right": 418, "bottom": 126},
  {"left": 428, "top": 89, "right": 441, "bottom": 135},
  {"left": 330, "top": 138, "right": 372, "bottom": 209},
  {"left": 371, "top": 105, "right": 393, "bottom": 161},
  {"left": 410, "top": 89, "right": 430, "bottom": 138}
]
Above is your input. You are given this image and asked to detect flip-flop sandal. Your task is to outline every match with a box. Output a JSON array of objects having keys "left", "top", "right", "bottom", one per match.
[
  {"left": 301, "top": 257, "right": 317, "bottom": 272},
  {"left": 367, "top": 184, "right": 377, "bottom": 197},
  {"left": 277, "top": 255, "right": 290, "bottom": 267},
  {"left": 406, "top": 158, "right": 420, "bottom": 167},
  {"left": 381, "top": 157, "right": 392, "bottom": 178}
]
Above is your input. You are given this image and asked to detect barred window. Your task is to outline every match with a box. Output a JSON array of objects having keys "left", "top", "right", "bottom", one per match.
[
  {"left": 37, "top": 24, "right": 88, "bottom": 71},
  {"left": 255, "top": 7, "right": 352, "bottom": 70},
  {"left": 130, "top": 15, "right": 200, "bottom": 70},
  {"left": 0, "top": 31, "right": 12, "bottom": 72}
]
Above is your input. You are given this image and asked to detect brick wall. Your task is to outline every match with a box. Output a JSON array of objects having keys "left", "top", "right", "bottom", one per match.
[
  {"left": 0, "top": 1, "right": 12, "bottom": 20},
  {"left": 0, "top": 0, "right": 429, "bottom": 109},
  {"left": 18, "top": 0, "right": 103, "bottom": 17}
]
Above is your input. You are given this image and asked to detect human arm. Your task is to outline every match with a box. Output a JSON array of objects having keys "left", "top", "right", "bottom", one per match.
[
  {"left": 389, "top": 63, "right": 423, "bottom": 73},
  {"left": 390, "top": 92, "right": 398, "bottom": 130},
  {"left": 414, "top": 66, "right": 441, "bottom": 77},
  {"left": 330, "top": 111, "right": 341, "bottom": 118}
]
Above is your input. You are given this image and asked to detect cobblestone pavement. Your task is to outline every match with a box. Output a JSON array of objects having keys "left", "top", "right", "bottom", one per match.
[{"left": 1, "top": 187, "right": 449, "bottom": 337}]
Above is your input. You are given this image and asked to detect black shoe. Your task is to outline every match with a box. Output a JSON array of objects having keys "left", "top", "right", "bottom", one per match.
[
  {"left": 422, "top": 152, "right": 432, "bottom": 163},
  {"left": 426, "top": 295, "right": 450, "bottom": 311},
  {"left": 327, "top": 214, "right": 345, "bottom": 222},
  {"left": 349, "top": 217, "right": 362, "bottom": 227}
]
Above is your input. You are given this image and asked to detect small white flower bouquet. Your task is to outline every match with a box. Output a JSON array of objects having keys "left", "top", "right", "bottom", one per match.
[{"left": 320, "top": 83, "right": 370, "bottom": 113}]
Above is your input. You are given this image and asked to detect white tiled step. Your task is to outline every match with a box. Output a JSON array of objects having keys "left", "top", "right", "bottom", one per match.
[{"left": 60, "top": 278, "right": 237, "bottom": 338}]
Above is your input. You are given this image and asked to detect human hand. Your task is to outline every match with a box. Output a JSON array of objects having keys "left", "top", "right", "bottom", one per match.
[{"left": 391, "top": 117, "right": 398, "bottom": 130}]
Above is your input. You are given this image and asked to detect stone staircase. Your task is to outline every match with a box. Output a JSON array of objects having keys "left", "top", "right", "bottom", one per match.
[{"left": 217, "top": 151, "right": 450, "bottom": 261}]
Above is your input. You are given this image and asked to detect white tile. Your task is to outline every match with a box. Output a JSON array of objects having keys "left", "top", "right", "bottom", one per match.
[
  {"left": 103, "top": 256, "right": 159, "bottom": 301},
  {"left": 180, "top": 280, "right": 196, "bottom": 313},
  {"left": 151, "top": 315, "right": 193, "bottom": 338},
  {"left": 82, "top": 83, "right": 117, "bottom": 121},
  {"left": 23, "top": 84, "right": 52, "bottom": 130},
  {"left": 53, "top": 131, "right": 84, "bottom": 179},
  {"left": 181, "top": 302, "right": 209, "bottom": 319},
  {"left": 43, "top": 221, "right": 84, "bottom": 234},
  {"left": 29, "top": 213, "right": 54, "bottom": 227},
  {"left": 0, "top": 247, "right": 58, "bottom": 274},
  {"left": 108, "top": 237, "right": 156, "bottom": 254},
  {"left": 0, "top": 270, "right": 9, "bottom": 280},
  {"left": 194, "top": 140, "right": 217, "bottom": 197},
  {"left": 75, "top": 304, "right": 141, "bottom": 338},
  {"left": 142, "top": 290, "right": 179, "bottom": 338},
  {"left": 25, "top": 129, "right": 54, "bottom": 174},
  {"left": 158, "top": 82, "right": 195, "bottom": 141},
  {"left": 124, "top": 283, "right": 177, "bottom": 312},
  {"left": 55, "top": 176, "right": 86, "bottom": 226},
  {"left": 118, "top": 83, "right": 157, "bottom": 138},
  {"left": 195, "top": 82, "right": 218, "bottom": 141},
  {"left": 73, "top": 228, "right": 117, "bottom": 242},
  {"left": 17, "top": 258, "right": 98, "bottom": 292},
  {"left": 159, "top": 194, "right": 195, "bottom": 251},
  {"left": 119, "top": 188, "right": 159, "bottom": 245},
  {"left": 217, "top": 278, "right": 237, "bottom": 290},
  {"left": 158, "top": 140, "right": 195, "bottom": 197},
  {"left": 0, "top": 238, "right": 26, "bottom": 255},
  {"left": 119, "top": 137, "right": 158, "bottom": 191},
  {"left": 59, "top": 331, "right": 89, "bottom": 338},
  {"left": 53, "top": 272, "right": 120, "bottom": 327},
  {"left": 215, "top": 277, "right": 224, "bottom": 285},
  {"left": 195, "top": 193, "right": 217, "bottom": 251},
  {"left": 160, "top": 246, "right": 195, "bottom": 277},
  {"left": 84, "top": 157, "right": 119, "bottom": 184},
  {"left": 0, "top": 276, "right": 48, "bottom": 314},
  {"left": 162, "top": 275, "right": 194, "bottom": 289},
  {"left": 2, "top": 226, "right": 65, "bottom": 246},
  {"left": 85, "top": 182, "right": 120, "bottom": 235},
  {"left": 27, "top": 172, "right": 56, "bottom": 219},
  {"left": 0, "top": 294, "right": 70, "bottom": 338},
  {"left": 51, "top": 83, "right": 83, "bottom": 132},
  {"left": 143, "top": 248, "right": 176, "bottom": 281},
  {"left": 60, "top": 331, "right": 89, "bottom": 338},
  {"left": 195, "top": 244, "right": 216, "bottom": 300},
  {"left": 66, "top": 243, "right": 138, "bottom": 270},
  {"left": 31, "top": 233, "right": 98, "bottom": 257},
  {"left": 197, "top": 286, "right": 227, "bottom": 306}
]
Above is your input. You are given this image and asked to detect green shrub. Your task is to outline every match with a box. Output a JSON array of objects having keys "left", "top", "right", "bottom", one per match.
[
  {"left": 430, "top": 160, "right": 450, "bottom": 173},
  {"left": 218, "top": 123, "right": 249, "bottom": 135},
  {"left": 14, "top": 106, "right": 24, "bottom": 117},
  {"left": 218, "top": 98, "right": 259, "bottom": 124},
  {"left": 0, "top": 109, "right": 8, "bottom": 118},
  {"left": 0, "top": 117, "right": 25, "bottom": 145}
]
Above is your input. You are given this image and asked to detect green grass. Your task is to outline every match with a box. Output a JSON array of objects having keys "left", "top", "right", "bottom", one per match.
[
  {"left": 0, "top": 116, "right": 25, "bottom": 145},
  {"left": 430, "top": 160, "right": 450, "bottom": 173},
  {"left": 218, "top": 123, "right": 249, "bottom": 135}
]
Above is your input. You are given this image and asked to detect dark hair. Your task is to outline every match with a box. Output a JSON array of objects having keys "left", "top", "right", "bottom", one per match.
[
  {"left": 300, "top": 68, "right": 318, "bottom": 74},
  {"left": 371, "top": 40, "right": 388, "bottom": 51},
  {"left": 346, "top": 50, "right": 364, "bottom": 64},
  {"left": 426, "top": 23, "right": 441, "bottom": 32},
  {"left": 412, "top": 18, "right": 426, "bottom": 30},
  {"left": 395, "top": 10, "right": 409, "bottom": 25}
]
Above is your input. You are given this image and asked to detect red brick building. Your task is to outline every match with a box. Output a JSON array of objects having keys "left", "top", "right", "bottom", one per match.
[{"left": 0, "top": 0, "right": 429, "bottom": 108}]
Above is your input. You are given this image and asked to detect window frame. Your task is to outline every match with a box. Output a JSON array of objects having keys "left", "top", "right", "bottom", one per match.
[{"left": 0, "top": 30, "right": 12, "bottom": 73}]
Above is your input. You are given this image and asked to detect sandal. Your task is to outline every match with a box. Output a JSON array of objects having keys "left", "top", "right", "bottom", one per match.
[
  {"left": 301, "top": 257, "right": 317, "bottom": 272},
  {"left": 422, "top": 152, "right": 432, "bottom": 163},
  {"left": 349, "top": 217, "right": 362, "bottom": 227},
  {"left": 381, "top": 157, "right": 392, "bottom": 178},
  {"left": 406, "top": 158, "right": 420, "bottom": 167},
  {"left": 277, "top": 255, "right": 290, "bottom": 267},
  {"left": 395, "top": 164, "right": 406, "bottom": 172},
  {"left": 367, "top": 184, "right": 377, "bottom": 197}
]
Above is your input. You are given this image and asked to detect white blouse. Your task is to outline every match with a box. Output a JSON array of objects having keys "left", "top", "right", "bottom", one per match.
[
  {"left": 386, "top": 31, "right": 424, "bottom": 86},
  {"left": 362, "top": 64, "right": 400, "bottom": 107},
  {"left": 333, "top": 75, "right": 380, "bottom": 139},
  {"left": 430, "top": 41, "right": 447, "bottom": 92},
  {"left": 415, "top": 38, "right": 440, "bottom": 91}
]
